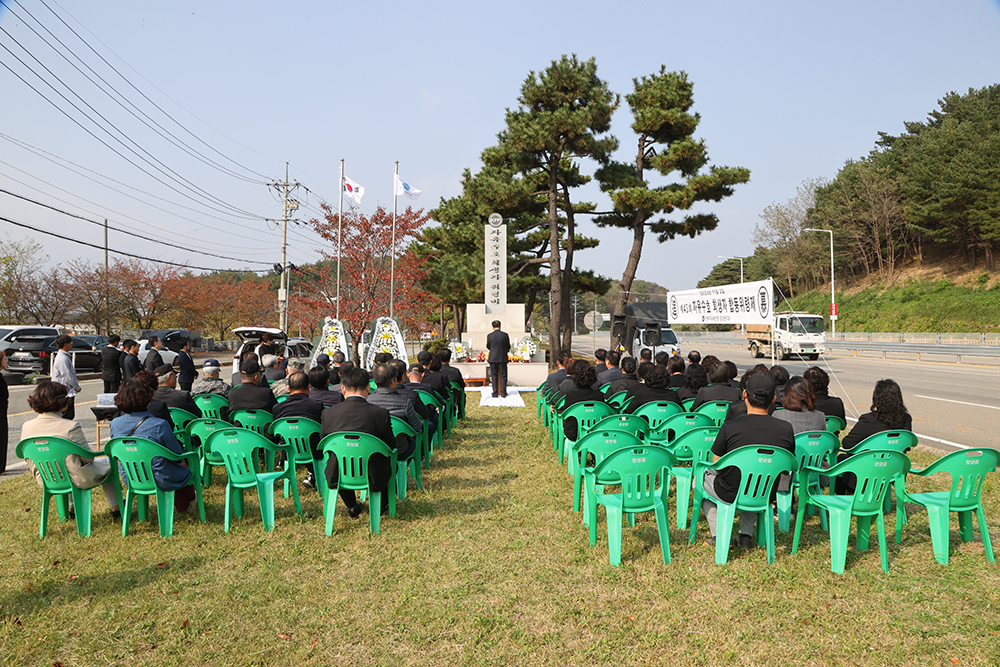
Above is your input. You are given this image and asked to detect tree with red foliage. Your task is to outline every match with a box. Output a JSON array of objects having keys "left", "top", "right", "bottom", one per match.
[{"left": 307, "top": 204, "right": 432, "bottom": 360}]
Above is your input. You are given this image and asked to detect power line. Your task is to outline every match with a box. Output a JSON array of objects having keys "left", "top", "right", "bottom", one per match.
[
  {"left": 0, "top": 30, "right": 266, "bottom": 221},
  {"left": 0, "top": 187, "right": 272, "bottom": 265},
  {"left": 1, "top": 0, "right": 267, "bottom": 187},
  {"left": 0, "top": 213, "right": 260, "bottom": 272},
  {"left": 0, "top": 133, "right": 275, "bottom": 237},
  {"left": 44, "top": 0, "right": 278, "bottom": 178},
  {"left": 0, "top": 164, "right": 279, "bottom": 256}
]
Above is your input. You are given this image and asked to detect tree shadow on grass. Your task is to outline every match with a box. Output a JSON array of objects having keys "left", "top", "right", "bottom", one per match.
[
  {"left": 400, "top": 491, "right": 512, "bottom": 519},
  {"left": 0, "top": 555, "right": 205, "bottom": 620}
]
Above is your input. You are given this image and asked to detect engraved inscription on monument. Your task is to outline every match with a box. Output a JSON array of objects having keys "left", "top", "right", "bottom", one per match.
[{"left": 485, "top": 213, "right": 507, "bottom": 314}]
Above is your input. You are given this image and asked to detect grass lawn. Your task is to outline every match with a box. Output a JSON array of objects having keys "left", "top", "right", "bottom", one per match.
[{"left": 2, "top": 396, "right": 1000, "bottom": 666}]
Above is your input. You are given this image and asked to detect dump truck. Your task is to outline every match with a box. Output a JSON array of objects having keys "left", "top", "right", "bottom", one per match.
[{"left": 746, "top": 311, "right": 826, "bottom": 360}]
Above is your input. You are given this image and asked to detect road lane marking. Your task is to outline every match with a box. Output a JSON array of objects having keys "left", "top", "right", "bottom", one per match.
[
  {"left": 9, "top": 399, "right": 97, "bottom": 417},
  {"left": 912, "top": 395, "right": 1000, "bottom": 411}
]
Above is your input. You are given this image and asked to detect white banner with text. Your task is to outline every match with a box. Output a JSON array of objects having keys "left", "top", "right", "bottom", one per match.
[{"left": 667, "top": 278, "right": 774, "bottom": 325}]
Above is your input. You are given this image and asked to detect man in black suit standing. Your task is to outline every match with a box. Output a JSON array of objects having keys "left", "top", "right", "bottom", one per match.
[
  {"left": 101, "top": 334, "right": 123, "bottom": 393},
  {"left": 177, "top": 338, "right": 198, "bottom": 391},
  {"left": 143, "top": 335, "right": 165, "bottom": 373},
  {"left": 120, "top": 339, "right": 142, "bottom": 383},
  {"left": 320, "top": 366, "right": 397, "bottom": 517},
  {"left": 486, "top": 319, "right": 511, "bottom": 399}
]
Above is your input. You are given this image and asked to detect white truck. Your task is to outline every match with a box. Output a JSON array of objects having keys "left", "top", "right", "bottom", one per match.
[{"left": 746, "top": 311, "right": 826, "bottom": 361}]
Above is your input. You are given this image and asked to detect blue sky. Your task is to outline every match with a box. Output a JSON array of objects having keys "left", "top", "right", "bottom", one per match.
[{"left": 1, "top": 0, "right": 999, "bottom": 292}]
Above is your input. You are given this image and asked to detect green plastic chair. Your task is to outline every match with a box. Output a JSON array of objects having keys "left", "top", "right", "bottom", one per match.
[
  {"left": 681, "top": 398, "right": 696, "bottom": 412},
  {"left": 631, "top": 401, "right": 684, "bottom": 432},
  {"left": 15, "top": 437, "right": 113, "bottom": 538},
  {"left": 414, "top": 389, "right": 445, "bottom": 453},
  {"left": 792, "top": 449, "right": 911, "bottom": 573},
  {"left": 193, "top": 394, "right": 229, "bottom": 421},
  {"left": 450, "top": 379, "right": 466, "bottom": 422},
  {"left": 390, "top": 416, "right": 421, "bottom": 499},
  {"left": 694, "top": 400, "right": 731, "bottom": 427},
  {"left": 775, "top": 430, "right": 841, "bottom": 533},
  {"left": 187, "top": 418, "right": 229, "bottom": 487},
  {"left": 559, "top": 401, "right": 615, "bottom": 467},
  {"left": 536, "top": 383, "right": 546, "bottom": 419},
  {"left": 570, "top": 429, "right": 645, "bottom": 516},
  {"left": 599, "top": 382, "right": 612, "bottom": 395},
  {"left": 549, "top": 395, "right": 567, "bottom": 443},
  {"left": 276, "top": 395, "right": 289, "bottom": 403},
  {"left": 230, "top": 409, "right": 275, "bottom": 470},
  {"left": 896, "top": 447, "right": 999, "bottom": 565},
  {"left": 104, "top": 436, "right": 205, "bottom": 536},
  {"left": 662, "top": 426, "right": 719, "bottom": 529},
  {"left": 844, "top": 429, "right": 918, "bottom": 514},
  {"left": 589, "top": 414, "right": 650, "bottom": 440},
  {"left": 269, "top": 417, "right": 325, "bottom": 502},
  {"left": 605, "top": 390, "right": 628, "bottom": 412},
  {"left": 651, "top": 412, "right": 715, "bottom": 445},
  {"left": 689, "top": 445, "right": 799, "bottom": 564},
  {"left": 825, "top": 415, "right": 847, "bottom": 434},
  {"left": 586, "top": 445, "right": 679, "bottom": 566},
  {"left": 319, "top": 432, "right": 398, "bottom": 535},
  {"left": 205, "top": 428, "right": 300, "bottom": 532},
  {"left": 168, "top": 408, "right": 200, "bottom": 454}
]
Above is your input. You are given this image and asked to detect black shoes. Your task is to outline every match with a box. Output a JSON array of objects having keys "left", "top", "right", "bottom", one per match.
[
  {"left": 110, "top": 509, "right": 122, "bottom": 521},
  {"left": 302, "top": 473, "right": 316, "bottom": 488},
  {"left": 739, "top": 534, "right": 755, "bottom": 550},
  {"left": 500, "top": 393, "right": 508, "bottom": 398},
  {"left": 348, "top": 503, "right": 365, "bottom": 518},
  {"left": 491, "top": 394, "right": 499, "bottom": 398}
]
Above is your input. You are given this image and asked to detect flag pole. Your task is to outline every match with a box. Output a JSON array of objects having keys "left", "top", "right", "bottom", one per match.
[
  {"left": 391, "top": 161, "right": 398, "bottom": 320},
  {"left": 337, "top": 158, "right": 344, "bottom": 320}
]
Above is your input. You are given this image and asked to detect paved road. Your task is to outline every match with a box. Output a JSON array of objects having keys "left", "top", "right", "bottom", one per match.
[{"left": 573, "top": 334, "right": 1000, "bottom": 454}]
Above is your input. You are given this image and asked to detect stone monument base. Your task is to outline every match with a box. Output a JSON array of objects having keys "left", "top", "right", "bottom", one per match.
[
  {"left": 452, "top": 361, "right": 548, "bottom": 388},
  {"left": 464, "top": 303, "right": 527, "bottom": 352}
]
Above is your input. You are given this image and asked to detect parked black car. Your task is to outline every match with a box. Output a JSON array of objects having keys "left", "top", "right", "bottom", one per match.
[
  {"left": 75, "top": 334, "right": 109, "bottom": 350},
  {"left": 5, "top": 335, "right": 103, "bottom": 375}
]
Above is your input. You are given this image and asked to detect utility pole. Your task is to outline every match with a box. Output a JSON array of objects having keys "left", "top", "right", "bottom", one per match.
[{"left": 268, "top": 163, "right": 301, "bottom": 333}]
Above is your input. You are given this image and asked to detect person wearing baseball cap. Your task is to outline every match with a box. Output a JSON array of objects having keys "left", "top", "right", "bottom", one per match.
[
  {"left": 152, "top": 363, "right": 201, "bottom": 416},
  {"left": 190, "top": 359, "right": 231, "bottom": 398},
  {"left": 698, "top": 371, "right": 794, "bottom": 550},
  {"left": 228, "top": 358, "right": 277, "bottom": 414},
  {"left": 270, "top": 357, "right": 306, "bottom": 398}
]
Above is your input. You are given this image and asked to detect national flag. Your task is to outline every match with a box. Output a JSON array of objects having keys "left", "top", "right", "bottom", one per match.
[
  {"left": 393, "top": 173, "right": 421, "bottom": 200},
  {"left": 343, "top": 176, "right": 365, "bottom": 205}
]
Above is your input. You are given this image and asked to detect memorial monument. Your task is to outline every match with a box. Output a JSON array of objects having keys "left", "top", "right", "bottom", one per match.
[{"left": 456, "top": 213, "right": 546, "bottom": 388}]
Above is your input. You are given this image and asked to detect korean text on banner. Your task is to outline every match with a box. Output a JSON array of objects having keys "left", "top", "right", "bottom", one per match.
[{"left": 667, "top": 278, "right": 774, "bottom": 326}]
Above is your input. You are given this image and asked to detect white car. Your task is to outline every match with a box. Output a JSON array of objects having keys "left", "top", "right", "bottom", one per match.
[{"left": 137, "top": 340, "right": 178, "bottom": 367}]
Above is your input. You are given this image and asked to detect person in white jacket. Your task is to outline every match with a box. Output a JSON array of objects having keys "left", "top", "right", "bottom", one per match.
[{"left": 50, "top": 334, "right": 81, "bottom": 420}]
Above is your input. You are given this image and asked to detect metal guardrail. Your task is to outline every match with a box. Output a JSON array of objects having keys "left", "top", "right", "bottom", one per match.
[{"left": 677, "top": 331, "right": 1000, "bottom": 361}]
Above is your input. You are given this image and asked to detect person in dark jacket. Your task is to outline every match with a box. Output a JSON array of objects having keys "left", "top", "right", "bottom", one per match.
[
  {"left": 309, "top": 366, "right": 343, "bottom": 408},
  {"left": 836, "top": 379, "right": 913, "bottom": 494},
  {"left": 486, "top": 320, "right": 511, "bottom": 398},
  {"left": 143, "top": 335, "right": 165, "bottom": 373},
  {"left": 152, "top": 364, "right": 201, "bottom": 416},
  {"left": 320, "top": 366, "right": 397, "bottom": 517},
  {"left": 367, "top": 363, "right": 420, "bottom": 462},
  {"left": 666, "top": 355, "right": 686, "bottom": 390},
  {"left": 677, "top": 364, "right": 708, "bottom": 401},
  {"left": 804, "top": 366, "right": 847, "bottom": 427},
  {"left": 228, "top": 360, "right": 278, "bottom": 414},
  {"left": 544, "top": 351, "right": 571, "bottom": 394},
  {"left": 692, "top": 363, "right": 742, "bottom": 409},
  {"left": 596, "top": 351, "right": 623, "bottom": 388},
  {"left": 559, "top": 364, "right": 606, "bottom": 441},
  {"left": 176, "top": 338, "right": 198, "bottom": 391},
  {"left": 101, "top": 335, "right": 123, "bottom": 393},
  {"left": 624, "top": 364, "right": 682, "bottom": 414},
  {"left": 121, "top": 339, "right": 142, "bottom": 383},
  {"left": 608, "top": 356, "right": 640, "bottom": 395},
  {"left": 273, "top": 372, "right": 325, "bottom": 422}
]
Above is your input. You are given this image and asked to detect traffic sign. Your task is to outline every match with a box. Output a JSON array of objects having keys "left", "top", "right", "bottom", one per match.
[{"left": 584, "top": 311, "right": 603, "bottom": 329}]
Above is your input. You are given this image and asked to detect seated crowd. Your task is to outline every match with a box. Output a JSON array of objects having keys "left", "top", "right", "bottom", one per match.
[
  {"left": 21, "top": 347, "right": 463, "bottom": 524},
  {"left": 545, "top": 346, "right": 907, "bottom": 551}
]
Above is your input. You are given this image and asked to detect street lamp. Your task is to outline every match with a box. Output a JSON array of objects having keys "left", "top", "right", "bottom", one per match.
[
  {"left": 718, "top": 256, "right": 744, "bottom": 283},
  {"left": 804, "top": 228, "right": 836, "bottom": 336}
]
